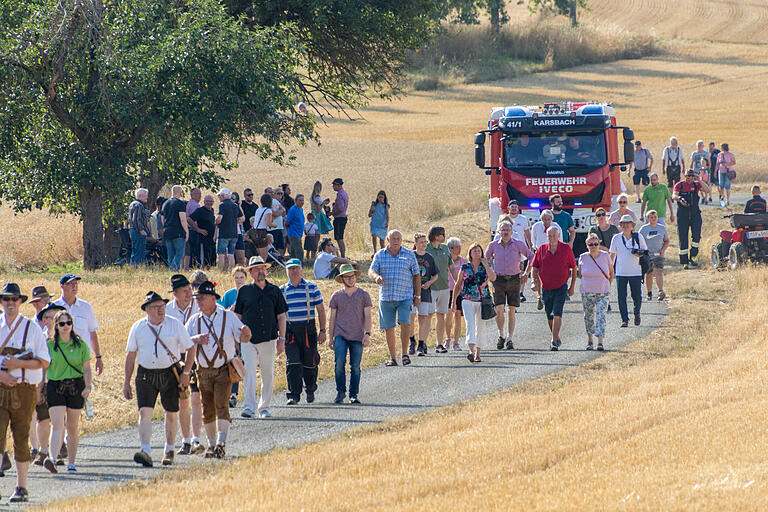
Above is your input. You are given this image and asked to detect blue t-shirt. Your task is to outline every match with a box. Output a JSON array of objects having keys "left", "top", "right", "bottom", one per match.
[
  {"left": 280, "top": 279, "right": 323, "bottom": 322},
  {"left": 552, "top": 211, "right": 574, "bottom": 243},
  {"left": 285, "top": 205, "right": 305, "bottom": 238},
  {"left": 218, "top": 288, "right": 238, "bottom": 309}
]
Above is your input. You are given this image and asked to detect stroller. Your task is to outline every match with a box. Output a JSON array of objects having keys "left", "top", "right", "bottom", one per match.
[{"left": 113, "top": 228, "right": 167, "bottom": 267}]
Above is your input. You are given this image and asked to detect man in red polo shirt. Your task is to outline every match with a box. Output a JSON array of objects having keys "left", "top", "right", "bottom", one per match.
[{"left": 530, "top": 226, "right": 577, "bottom": 351}]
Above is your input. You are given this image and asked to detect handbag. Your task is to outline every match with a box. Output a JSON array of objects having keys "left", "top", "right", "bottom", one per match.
[
  {"left": 480, "top": 294, "right": 496, "bottom": 320},
  {"left": 726, "top": 168, "right": 736, "bottom": 180},
  {"left": 228, "top": 357, "right": 244, "bottom": 383},
  {"left": 630, "top": 232, "right": 652, "bottom": 276}
]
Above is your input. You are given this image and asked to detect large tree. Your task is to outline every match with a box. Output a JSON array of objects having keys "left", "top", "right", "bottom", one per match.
[{"left": 0, "top": 0, "right": 313, "bottom": 269}]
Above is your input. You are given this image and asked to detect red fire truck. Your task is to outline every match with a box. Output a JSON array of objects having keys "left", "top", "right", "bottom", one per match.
[{"left": 474, "top": 102, "right": 635, "bottom": 253}]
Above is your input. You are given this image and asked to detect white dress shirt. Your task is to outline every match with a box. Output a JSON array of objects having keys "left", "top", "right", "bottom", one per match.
[
  {"left": 165, "top": 299, "right": 199, "bottom": 326},
  {"left": 126, "top": 316, "right": 193, "bottom": 370},
  {"left": 53, "top": 297, "right": 99, "bottom": 350},
  {"left": 186, "top": 306, "right": 243, "bottom": 369},
  {"left": 531, "top": 221, "right": 563, "bottom": 249},
  {"left": 0, "top": 314, "right": 50, "bottom": 384}
]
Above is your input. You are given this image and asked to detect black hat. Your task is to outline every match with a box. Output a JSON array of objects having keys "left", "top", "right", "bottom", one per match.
[
  {"left": 193, "top": 281, "right": 221, "bottom": 299},
  {"left": 169, "top": 274, "right": 191, "bottom": 292},
  {"left": 36, "top": 303, "right": 65, "bottom": 322},
  {"left": 634, "top": 140, "right": 642, "bottom": 146},
  {"left": 141, "top": 291, "right": 168, "bottom": 311},
  {"left": 507, "top": 199, "right": 519, "bottom": 207},
  {"left": 332, "top": 178, "right": 343, "bottom": 185},
  {"left": 28, "top": 286, "right": 51, "bottom": 303},
  {"left": 0, "top": 283, "right": 27, "bottom": 303}
]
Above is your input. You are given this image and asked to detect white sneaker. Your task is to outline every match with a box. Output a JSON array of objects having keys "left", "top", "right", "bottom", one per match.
[{"left": 258, "top": 409, "right": 272, "bottom": 418}]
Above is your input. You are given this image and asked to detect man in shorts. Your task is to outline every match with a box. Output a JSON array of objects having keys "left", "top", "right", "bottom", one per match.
[
  {"left": 486, "top": 222, "right": 534, "bottom": 350},
  {"left": 331, "top": 178, "right": 349, "bottom": 258},
  {"left": 631, "top": 140, "right": 653, "bottom": 202},
  {"left": 368, "top": 230, "right": 420, "bottom": 367},
  {"left": 640, "top": 173, "right": 675, "bottom": 225},
  {"left": 529, "top": 227, "right": 577, "bottom": 351},
  {"left": 690, "top": 140, "right": 711, "bottom": 203},
  {"left": 639, "top": 210, "right": 669, "bottom": 301},
  {"left": 124, "top": 292, "right": 197, "bottom": 467},
  {"left": 409, "top": 233, "right": 438, "bottom": 357},
  {"left": 425, "top": 226, "right": 457, "bottom": 353}
]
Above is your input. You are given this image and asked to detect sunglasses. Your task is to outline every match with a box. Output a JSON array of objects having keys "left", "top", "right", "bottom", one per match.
[
  {"left": 58, "top": 320, "right": 73, "bottom": 326},
  {"left": 275, "top": 192, "right": 284, "bottom": 195},
  {"left": 618, "top": 201, "right": 627, "bottom": 204},
  {"left": 0, "top": 297, "right": 20, "bottom": 302},
  {"left": 587, "top": 243, "right": 600, "bottom": 247},
  {"left": 245, "top": 193, "right": 253, "bottom": 197}
]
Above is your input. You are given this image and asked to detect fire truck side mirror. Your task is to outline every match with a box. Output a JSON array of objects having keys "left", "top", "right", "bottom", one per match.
[
  {"left": 474, "top": 133, "right": 486, "bottom": 168},
  {"left": 622, "top": 128, "right": 635, "bottom": 141},
  {"left": 624, "top": 141, "right": 635, "bottom": 163}
]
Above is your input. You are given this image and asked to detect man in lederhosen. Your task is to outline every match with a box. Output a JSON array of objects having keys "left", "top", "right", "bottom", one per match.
[
  {"left": 124, "top": 291, "right": 200, "bottom": 467},
  {"left": 186, "top": 281, "right": 250, "bottom": 458},
  {"left": 0, "top": 283, "right": 50, "bottom": 503},
  {"left": 280, "top": 258, "right": 326, "bottom": 405},
  {"left": 165, "top": 274, "right": 204, "bottom": 456}
]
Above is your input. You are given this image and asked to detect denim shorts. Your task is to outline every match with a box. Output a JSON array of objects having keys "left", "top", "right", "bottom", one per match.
[
  {"left": 216, "top": 237, "right": 237, "bottom": 255},
  {"left": 379, "top": 299, "right": 412, "bottom": 330},
  {"left": 718, "top": 172, "right": 731, "bottom": 190},
  {"left": 541, "top": 283, "right": 568, "bottom": 320}
]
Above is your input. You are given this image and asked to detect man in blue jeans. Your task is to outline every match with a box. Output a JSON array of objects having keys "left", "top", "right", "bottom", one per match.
[
  {"left": 215, "top": 188, "right": 244, "bottom": 272},
  {"left": 161, "top": 186, "right": 189, "bottom": 271},
  {"left": 329, "top": 264, "right": 372, "bottom": 404},
  {"left": 368, "top": 230, "right": 420, "bottom": 367},
  {"left": 128, "top": 188, "right": 150, "bottom": 267}
]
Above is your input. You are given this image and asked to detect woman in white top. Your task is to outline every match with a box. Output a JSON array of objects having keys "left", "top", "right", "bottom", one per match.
[
  {"left": 609, "top": 215, "right": 647, "bottom": 328},
  {"left": 248, "top": 194, "right": 275, "bottom": 262}
]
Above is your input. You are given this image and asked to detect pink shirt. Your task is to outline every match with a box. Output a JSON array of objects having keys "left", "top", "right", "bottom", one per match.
[
  {"left": 334, "top": 189, "right": 349, "bottom": 218},
  {"left": 716, "top": 151, "right": 734, "bottom": 174},
  {"left": 448, "top": 257, "right": 465, "bottom": 290},
  {"left": 609, "top": 208, "right": 637, "bottom": 227},
  {"left": 485, "top": 238, "right": 534, "bottom": 276},
  {"left": 578, "top": 251, "right": 612, "bottom": 294}
]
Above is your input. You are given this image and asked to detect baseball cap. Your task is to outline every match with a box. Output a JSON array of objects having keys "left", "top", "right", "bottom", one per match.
[
  {"left": 634, "top": 140, "right": 642, "bottom": 146},
  {"left": 217, "top": 188, "right": 231, "bottom": 197},
  {"left": 60, "top": 274, "right": 80, "bottom": 285},
  {"left": 285, "top": 258, "right": 302, "bottom": 269}
]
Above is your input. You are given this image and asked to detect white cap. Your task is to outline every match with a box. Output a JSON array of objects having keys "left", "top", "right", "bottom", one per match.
[{"left": 217, "top": 188, "right": 231, "bottom": 197}]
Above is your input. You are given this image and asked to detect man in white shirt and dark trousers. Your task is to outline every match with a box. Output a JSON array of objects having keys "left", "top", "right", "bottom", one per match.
[
  {"left": 164, "top": 274, "right": 203, "bottom": 456},
  {"left": 124, "top": 292, "right": 199, "bottom": 468},
  {"left": 53, "top": 274, "right": 104, "bottom": 375},
  {"left": 280, "top": 259, "right": 326, "bottom": 405},
  {"left": 0, "top": 283, "right": 51, "bottom": 503},
  {"left": 662, "top": 136, "right": 685, "bottom": 190},
  {"left": 186, "top": 282, "right": 250, "bottom": 459}
]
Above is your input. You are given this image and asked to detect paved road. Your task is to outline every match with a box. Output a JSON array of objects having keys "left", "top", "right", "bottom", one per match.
[{"left": 0, "top": 288, "right": 667, "bottom": 507}]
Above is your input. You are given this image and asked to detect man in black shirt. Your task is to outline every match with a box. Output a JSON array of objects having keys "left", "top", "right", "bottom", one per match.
[
  {"left": 161, "top": 185, "right": 189, "bottom": 271},
  {"left": 234, "top": 256, "right": 287, "bottom": 419},
  {"left": 745, "top": 185, "right": 767, "bottom": 214},
  {"left": 708, "top": 142, "right": 721, "bottom": 198},
  {"left": 241, "top": 188, "right": 258, "bottom": 232},
  {"left": 281, "top": 184, "right": 295, "bottom": 211},
  {"left": 190, "top": 195, "right": 216, "bottom": 267},
  {"left": 215, "top": 188, "right": 245, "bottom": 272}
]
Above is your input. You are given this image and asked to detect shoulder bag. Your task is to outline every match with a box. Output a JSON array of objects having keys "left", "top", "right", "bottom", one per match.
[
  {"left": 588, "top": 253, "right": 612, "bottom": 282},
  {"left": 147, "top": 324, "right": 185, "bottom": 389},
  {"left": 628, "top": 232, "right": 651, "bottom": 277}
]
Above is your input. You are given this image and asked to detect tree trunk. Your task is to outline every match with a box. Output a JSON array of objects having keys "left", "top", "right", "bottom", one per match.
[
  {"left": 138, "top": 159, "right": 167, "bottom": 208},
  {"left": 569, "top": 2, "right": 578, "bottom": 26},
  {"left": 81, "top": 186, "right": 105, "bottom": 270},
  {"left": 489, "top": 0, "right": 500, "bottom": 33}
]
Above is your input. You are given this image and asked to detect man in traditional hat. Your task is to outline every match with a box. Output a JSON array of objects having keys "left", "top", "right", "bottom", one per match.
[
  {"left": 164, "top": 274, "right": 203, "bottom": 455},
  {"left": 0, "top": 283, "right": 50, "bottom": 503},
  {"left": 234, "top": 256, "right": 287, "bottom": 419},
  {"left": 328, "top": 264, "right": 372, "bottom": 404},
  {"left": 279, "top": 259, "right": 326, "bottom": 405},
  {"left": 186, "top": 281, "right": 250, "bottom": 458},
  {"left": 123, "top": 291, "right": 199, "bottom": 467},
  {"left": 28, "top": 286, "right": 51, "bottom": 317},
  {"left": 53, "top": 274, "right": 104, "bottom": 375}
]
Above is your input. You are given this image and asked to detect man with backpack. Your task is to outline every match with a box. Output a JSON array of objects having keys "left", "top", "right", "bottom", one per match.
[
  {"left": 662, "top": 137, "right": 685, "bottom": 190},
  {"left": 672, "top": 170, "right": 711, "bottom": 269}
]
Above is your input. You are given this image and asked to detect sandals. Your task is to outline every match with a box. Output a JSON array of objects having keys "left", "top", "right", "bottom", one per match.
[
  {"left": 402, "top": 355, "right": 411, "bottom": 366},
  {"left": 586, "top": 342, "right": 594, "bottom": 351},
  {"left": 385, "top": 358, "right": 398, "bottom": 367},
  {"left": 597, "top": 343, "right": 604, "bottom": 351}
]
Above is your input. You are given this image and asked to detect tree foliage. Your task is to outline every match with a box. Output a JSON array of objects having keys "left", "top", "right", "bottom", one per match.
[
  {"left": 527, "top": 0, "right": 588, "bottom": 25},
  {"left": 448, "top": 0, "right": 588, "bottom": 30},
  {"left": 0, "top": 0, "right": 314, "bottom": 268}
]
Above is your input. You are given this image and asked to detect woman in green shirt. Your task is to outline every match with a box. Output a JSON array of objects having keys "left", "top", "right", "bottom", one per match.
[{"left": 43, "top": 311, "right": 92, "bottom": 474}]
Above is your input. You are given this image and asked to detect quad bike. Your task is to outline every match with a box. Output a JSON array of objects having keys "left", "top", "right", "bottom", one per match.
[{"left": 711, "top": 213, "right": 768, "bottom": 269}]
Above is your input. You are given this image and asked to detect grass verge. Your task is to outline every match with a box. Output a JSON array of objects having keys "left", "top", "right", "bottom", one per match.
[
  {"left": 409, "top": 20, "right": 661, "bottom": 86},
  {"left": 45, "top": 208, "right": 767, "bottom": 510}
]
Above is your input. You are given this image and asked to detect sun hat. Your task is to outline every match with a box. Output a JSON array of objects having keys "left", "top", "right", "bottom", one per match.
[
  {"left": 193, "top": 281, "right": 221, "bottom": 300},
  {"left": 169, "top": 274, "right": 191, "bottom": 292},
  {"left": 284, "top": 258, "right": 302, "bottom": 269},
  {"left": 140, "top": 291, "right": 168, "bottom": 311},
  {"left": 28, "top": 286, "right": 51, "bottom": 303},
  {"left": 0, "top": 283, "right": 28, "bottom": 303},
  {"left": 217, "top": 188, "right": 231, "bottom": 197},
  {"left": 36, "top": 303, "right": 66, "bottom": 322},
  {"left": 59, "top": 274, "right": 80, "bottom": 285},
  {"left": 246, "top": 256, "right": 271, "bottom": 269},
  {"left": 334, "top": 264, "right": 361, "bottom": 283},
  {"left": 619, "top": 214, "right": 635, "bottom": 224}
]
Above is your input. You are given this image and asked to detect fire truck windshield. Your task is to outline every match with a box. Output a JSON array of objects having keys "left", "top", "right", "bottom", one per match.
[{"left": 503, "top": 132, "right": 607, "bottom": 172}]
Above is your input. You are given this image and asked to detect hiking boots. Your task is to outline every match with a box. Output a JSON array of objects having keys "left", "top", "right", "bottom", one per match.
[
  {"left": 133, "top": 451, "right": 153, "bottom": 467},
  {"left": 213, "top": 444, "right": 226, "bottom": 459},
  {"left": 416, "top": 341, "right": 427, "bottom": 356},
  {"left": 161, "top": 451, "right": 174, "bottom": 466},
  {"left": 497, "top": 336, "right": 505, "bottom": 350},
  {"left": 505, "top": 339, "right": 514, "bottom": 350},
  {"left": 190, "top": 441, "right": 205, "bottom": 455},
  {"left": 9, "top": 487, "right": 28, "bottom": 503},
  {"left": 177, "top": 442, "right": 192, "bottom": 455},
  {"left": 408, "top": 337, "right": 416, "bottom": 355}
]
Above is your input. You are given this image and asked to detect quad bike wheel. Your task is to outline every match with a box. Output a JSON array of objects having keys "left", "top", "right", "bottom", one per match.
[
  {"left": 711, "top": 241, "right": 729, "bottom": 269},
  {"left": 728, "top": 242, "right": 746, "bottom": 270}
]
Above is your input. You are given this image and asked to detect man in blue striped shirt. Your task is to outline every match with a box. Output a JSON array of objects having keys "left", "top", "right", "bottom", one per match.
[{"left": 279, "top": 259, "right": 327, "bottom": 405}]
